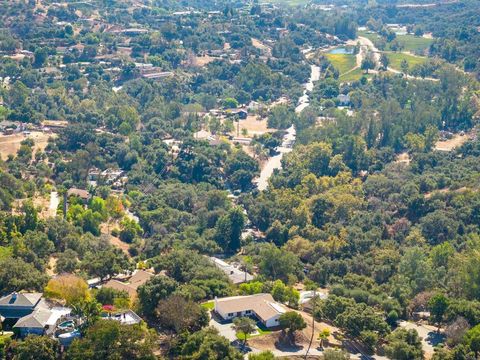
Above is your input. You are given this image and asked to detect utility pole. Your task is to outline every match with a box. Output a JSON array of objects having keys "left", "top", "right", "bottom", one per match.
[{"left": 304, "top": 289, "right": 316, "bottom": 360}]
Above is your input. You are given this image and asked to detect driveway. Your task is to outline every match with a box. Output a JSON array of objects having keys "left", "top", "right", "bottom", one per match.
[
  {"left": 209, "top": 314, "right": 237, "bottom": 342},
  {"left": 399, "top": 321, "right": 445, "bottom": 357}
]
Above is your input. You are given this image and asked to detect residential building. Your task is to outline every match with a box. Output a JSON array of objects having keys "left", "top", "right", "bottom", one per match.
[
  {"left": 0, "top": 292, "right": 43, "bottom": 322},
  {"left": 102, "top": 270, "right": 154, "bottom": 299},
  {"left": 209, "top": 257, "right": 253, "bottom": 284},
  {"left": 214, "top": 294, "right": 287, "bottom": 328}
]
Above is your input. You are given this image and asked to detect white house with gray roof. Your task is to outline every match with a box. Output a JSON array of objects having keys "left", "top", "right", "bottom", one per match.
[{"left": 214, "top": 293, "right": 287, "bottom": 328}]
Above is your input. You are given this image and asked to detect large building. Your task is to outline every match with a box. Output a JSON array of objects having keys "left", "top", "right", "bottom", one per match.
[{"left": 214, "top": 294, "right": 287, "bottom": 328}]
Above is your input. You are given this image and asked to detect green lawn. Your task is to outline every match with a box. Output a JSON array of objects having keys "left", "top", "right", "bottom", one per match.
[
  {"left": 394, "top": 34, "right": 433, "bottom": 53},
  {"left": 358, "top": 30, "right": 432, "bottom": 53},
  {"left": 236, "top": 327, "right": 272, "bottom": 340},
  {"left": 201, "top": 301, "right": 215, "bottom": 310},
  {"left": 339, "top": 67, "right": 371, "bottom": 82},
  {"left": 325, "top": 53, "right": 357, "bottom": 75},
  {"left": 386, "top": 52, "right": 428, "bottom": 71}
]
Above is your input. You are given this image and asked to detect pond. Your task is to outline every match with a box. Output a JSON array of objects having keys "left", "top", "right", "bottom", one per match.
[{"left": 328, "top": 47, "right": 354, "bottom": 54}]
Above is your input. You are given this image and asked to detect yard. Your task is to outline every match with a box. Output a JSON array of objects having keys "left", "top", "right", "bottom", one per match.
[
  {"left": 392, "top": 34, "right": 433, "bottom": 53},
  {"left": 386, "top": 52, "right": 428, "bottom": 71},
  {"left": 325, "top": 53, "right": 357, "bottom": 76},
  {"left": 339, "top": 67, "right": 371, "bottom": 82},
  {"left": 0, "top": 131, "right": 54, "bottom": 160},
  {"left": 201, "top": 301, "right": 215, "bottom": 310}
]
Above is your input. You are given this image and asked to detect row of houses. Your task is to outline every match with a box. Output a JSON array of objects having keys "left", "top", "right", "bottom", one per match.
[{"left": 0, "top": 272, "right": 153, "bottom": 341}]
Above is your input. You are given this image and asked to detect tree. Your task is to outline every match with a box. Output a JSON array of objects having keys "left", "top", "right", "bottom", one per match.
[
  {"left": 66, "top": 321, "right": 156, "bottom": 360},
  {"left": 8, "top": 336, "right": 60, "bottom": 360},
  {"left": 361, "top": 53, "right": 375, "bottom": 74},
  {"left": 385, "top": 328, "right": 423, "bottom": 360},
  {"left": 180, "top": 327, "right": 242, "bottom": 360},
  {"left": 258, "top": 244, "right": 301, "bottom": 283},
  {"left": 380, "top": 53, "right": 390, "bottom": 70},
  {"left": 233, "top": 317, "right": 256, "bottom": 346},
  {"left": 271, "top": 280, "right": 299, "bottom": 307},
  {"left": 33, "top": 48, "right": 48, "bottom": 68},
  {"left": 323, "top": 349, "right": 350, "bottom": 360},
  {"left": 155, "top": 295, "right": 208, "bottom": 333},
  {"left": 428, "top": 294, "right": 449, "bottom": 330},
  {"left": 119, "top": 218, "right": 143, "bottom": 243},
  {"left": 44, "top": 274, "right": 90, "bottom": 305},
  {"left": 248, "top": 351, "right": 275, "bottom": 360},
  {"left": 279, "top": 311, "right": 306, "bottom": 343},
  {"left": 0, "top": 257, "right": 48, "bottom": 293},
  {"left": 401, "top": 60, "right": 409, "bottom": 74},
  {"left": 464, "top": 324, "right": 480, "bottom": 356},
  {"left": 223, "top": 98, "right": 239, "bottom": 109},
  {"left": 137, "top": 276, "right": 178, "bottom": 316},
  {"left": 214, "top": 207, "right": 245, "bottom": 253},
  {"left": 318, "top": 328, "right": 330, "bottom": 349}
]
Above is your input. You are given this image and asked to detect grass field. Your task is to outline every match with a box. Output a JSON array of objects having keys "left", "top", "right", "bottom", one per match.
[
  {"left": 394, "top": 34, "right": 433, "bottom": 53},
  {"left": 325, "top": 53, "right": 357, "bottom": 75},
  {"left": 339, "top": 67, "right": 371, "bottom": 82},
  {"left": 358, "top": 31, "right": 433, "bottom": 53},
  {"left": 386, "top": 52, "right": 428, "bottom": 71}
]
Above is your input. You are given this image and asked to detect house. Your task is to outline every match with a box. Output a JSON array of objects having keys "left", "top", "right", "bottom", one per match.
[
  {"left": 102, "top": 309, "right": 142, "bottom": 325},
  {"left": 13, "top": 308, "right": 52, "bottom": 337},
  {"left": 337, "top": 94, "right": 351, "bottom": 106},
  {"left": 210, "top": 257, "right": 254, "bottom": 284},
  {"left": 214, "top": 294, "right": 287, "bottom": 328},
  {"left": 0, "top": 292, "right": 43, "bottom": 323},
  {"left": 102, "top": 270, "right": 154, "bottom": 299},
  {"left": 67, "top": 188, "right": 90, "bottom": 202}
]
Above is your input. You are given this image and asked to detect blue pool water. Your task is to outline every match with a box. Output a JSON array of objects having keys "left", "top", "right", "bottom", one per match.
[{"left": 328, "top": 47, "right": 354, "bottom": 54}]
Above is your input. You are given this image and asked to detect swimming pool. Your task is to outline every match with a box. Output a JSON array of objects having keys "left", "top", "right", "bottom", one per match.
[
  {"left": 328, "top": 47, "right": 354, "bottom": 55},
  {"left": 58, "top": 320, "right": 75, "bottom": 329}
]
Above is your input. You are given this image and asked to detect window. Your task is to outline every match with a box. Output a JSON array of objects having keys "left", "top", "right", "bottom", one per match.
[{"left": 228, "top": 313, "right": 233, "bottom": 317}]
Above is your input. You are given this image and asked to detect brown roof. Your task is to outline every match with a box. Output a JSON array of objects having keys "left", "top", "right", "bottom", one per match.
[
  {"left": 216, "top": 294, "right": 287, "bottom": 321},
  {"left": 102, "top": 271, "right": 154, "bottom": 298},
  {"left": 67, "top": 188, "right": 90, "bottom": 199},
  {"left": 128, "top": 270, "right": 154, "bottom": 289},
  {"left": 103, "top": 280, "right": 137, "bottom": 298}
]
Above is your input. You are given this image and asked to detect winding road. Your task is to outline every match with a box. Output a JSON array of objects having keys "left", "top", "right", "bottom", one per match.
[{"left": 255, "top": 64, "right": 320, "bottom": 191}]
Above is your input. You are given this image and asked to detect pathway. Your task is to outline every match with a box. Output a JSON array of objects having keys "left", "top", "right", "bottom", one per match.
[
  {"left": 255, "top": 64, "right": 319, "bottom": 191},
  {"left": 49, "top": 191, "right": 59, "bottom": 217}
]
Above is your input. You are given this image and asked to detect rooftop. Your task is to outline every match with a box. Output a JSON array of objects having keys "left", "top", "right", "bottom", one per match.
[
  {"left": 0, "top": 292, "right": 42, "bottom": 308},
  {"left": 215, "top": 293, "right": 287, "bottom": 321}
]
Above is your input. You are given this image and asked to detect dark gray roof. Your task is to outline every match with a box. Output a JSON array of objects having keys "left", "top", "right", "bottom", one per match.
[
  {"left": 14, "top": 308, "right": 52, "bottom": 329},
  {"left": 0, "top": 293, "right": 42, "bottom": 307}
]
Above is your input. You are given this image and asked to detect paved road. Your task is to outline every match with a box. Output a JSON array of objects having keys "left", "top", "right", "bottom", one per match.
[{"left": 49, "top": 191, "right": 59, "bottom": 217}]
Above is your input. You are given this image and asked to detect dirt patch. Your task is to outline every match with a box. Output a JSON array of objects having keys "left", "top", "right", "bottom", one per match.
[
  {"left": 0, "top": 131, "right": 54, "bottom": 160},
  {"left": 194, "top": 55, "right": 216, "bottom": 67},
  {"left": 435, "top": 133, "right": 469, "bottom": 151},
  {"left": 100, "top": 222, "right": 131, "bottom": 256},
  {"left": 251, "top": 38, "right": 272, "bottom": 56},
  {"left": 396, "top": 152, "right": 411, "bottom": 164},
  {"left": 228, "top": 115, "right": 274, "bottom": 137},
  {"left": 248, "top": 310, "right": 341, "bottom": 353},
  {"left": 47, "top": 256, "right": 57, "bottom": 277}
]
